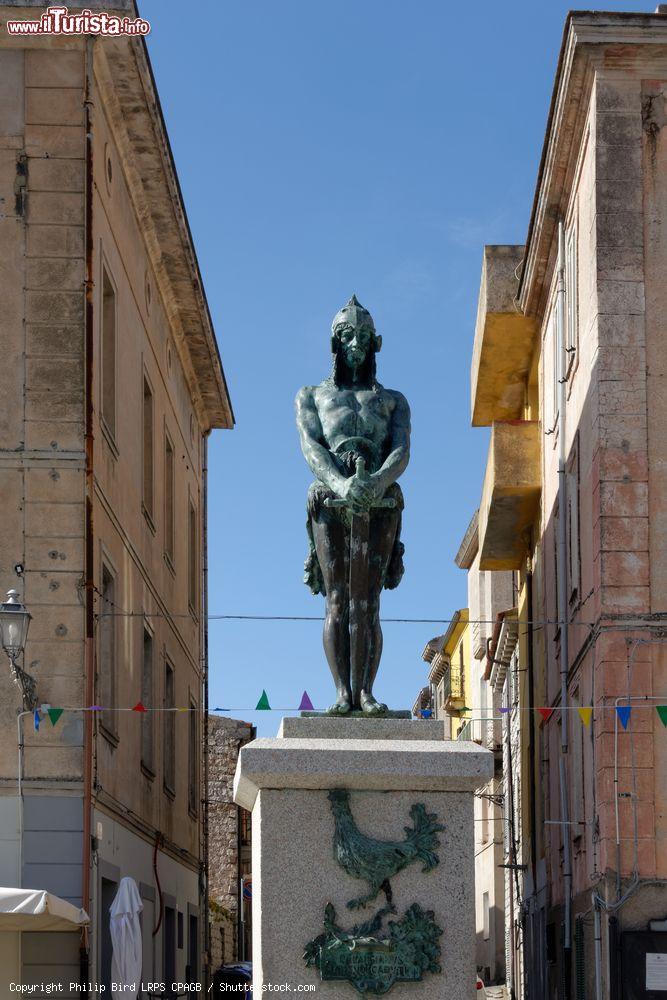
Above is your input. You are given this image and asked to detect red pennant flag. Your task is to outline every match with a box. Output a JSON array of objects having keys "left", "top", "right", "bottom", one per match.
[
  {"left": 132, "top": 702, "right": 147, "bottom": 713},
  {"left": 538, "top": 707, "right": 554, "bottom": 723}
]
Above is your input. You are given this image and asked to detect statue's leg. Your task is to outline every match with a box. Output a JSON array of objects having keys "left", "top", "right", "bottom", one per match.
[
  {"left": 311, "top": 510, "right": 351, "bottom": 714},
  {"left": 359, "top": 507, "right": 400, "bottom": 715}
]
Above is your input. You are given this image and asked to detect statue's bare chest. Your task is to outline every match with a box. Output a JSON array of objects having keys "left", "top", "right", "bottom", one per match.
[{"left": 314, "top": 386, "right": 394, "bottom": 446}]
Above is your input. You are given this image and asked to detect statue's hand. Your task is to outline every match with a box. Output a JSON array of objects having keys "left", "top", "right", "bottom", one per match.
[
  {"left": 341, "top": 474, "right": 382, "bottom": 513},
  {"left": 341, "top": 475, "right": 373, "bottom": 513}
]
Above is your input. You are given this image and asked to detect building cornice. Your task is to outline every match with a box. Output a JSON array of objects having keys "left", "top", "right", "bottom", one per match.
[
  {"left": 454, "top": 509, "right": 479, "bottom": 570},
  {"left": 93, "top": 34, "right": 234, "bottom": 431},
  {"left": 519, "top": 11, "right": 667, "bottom": 321}
]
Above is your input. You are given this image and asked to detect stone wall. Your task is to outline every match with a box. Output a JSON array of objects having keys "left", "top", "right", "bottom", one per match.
[{"left": 208, "top": 715, "right": 254, "bottom": 971}]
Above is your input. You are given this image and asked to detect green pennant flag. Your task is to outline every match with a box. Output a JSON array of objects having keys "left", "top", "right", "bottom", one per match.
[
  {"left": 656, "top": 706, "right": 667, "bottom": 727},
  {"left": 256, "top": 689, "right": 271, "bottom": 711},
  {"left": 47, "top": 708, "right": 64, "bottom": 727}
]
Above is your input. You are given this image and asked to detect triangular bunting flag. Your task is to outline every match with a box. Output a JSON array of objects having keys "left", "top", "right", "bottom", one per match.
[
  {"left": 177, "top": 707, "right": 189, "bottom": 713},
  {"left": 132, "top": 701, "right": 147, "bottom": 713},
  {"left": 256, "top": 689, "right": 271, "bottom": 711},
  {"left": 577, "top": 707, "right": 593, "bottom": 728},
  {"left": 33, "top": 710, "right": 41, "bottom": 732},
  {"left": 213, "top": 707, "right": 229, "bottom": 713},
  {"left": 88, "top": 705, "right": 102, "bottom": 711},
  {"left": 657, "top": 706, "right": 667, "bottom": 727},
  {"left": 299, "top": 690, "right": 314, "bottom": 711},
  {"left": 47, "top": 708, "right": 64, "bottom": 727},
  {"left": 500, "top": 706, "right": 510, "bottom": 715},
  {"left": 616, "top": 705, "right": 632, "bottom": 730},
  {"left": 460, "top": 706, "right": 472, "bottom": 713},
  {"left": 538, "top": 707, "right": 554, "bottom": 723}
]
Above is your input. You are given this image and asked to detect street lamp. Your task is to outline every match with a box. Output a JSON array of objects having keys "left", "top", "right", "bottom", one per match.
[{"left": 0, "top": 590, "right": 36, "bottom": 711}]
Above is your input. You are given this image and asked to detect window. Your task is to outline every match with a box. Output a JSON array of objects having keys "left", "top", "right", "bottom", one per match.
[
  {"left": 188, "top": 500, "right": 198, "bottom": 611},
  {"left": 99, "top": 563, "right": 117, "bottom": 737},
  {"left": 239, "top": 808, "right": 251, "bottom": 847},
  {"left": 163, "top": 903, "right": 176, "bottom": 996},
  {"left": 188, "top": 697, "right": 198, "bottom": 816},
  {"left": 565, "top": 222, "right": 578, "bottom": 360},
  {"left": 164, "top": 660, "right": 175, "bottom": 794},
  {"left": 100, "top": 875, "right": 118, "bottom": 990},
  {"left": 164, "top": 434, "right": 175, "bottom": 564},
  {"left": 101, "top": 267, "right": 116, "bottom": 439},
  {"left": 551, "top": 309, "right": 559, "bottom": 431},
  {"left": 143, "top": 376, "right": 154, "bottom": 522},
  {"left": 481, "top": 794, "right": 490, "bottom": 845},
  {"left": 567, "top": 443, "right": 581, "bottom": 603},
  {"left": 480, "top": 676, "right": 488, "bottom": 747},
  {"left": 570, "top": 688, "right": 585, "bottom": 833},
  {"left": 141, "top": 628, "right": 154, "bottom": 774},
  {"left": 187, "top": 912, "right": 199, "bottom": 984},
  {"left": 483, "top": 891, "right": 490, "bottom": 940}
]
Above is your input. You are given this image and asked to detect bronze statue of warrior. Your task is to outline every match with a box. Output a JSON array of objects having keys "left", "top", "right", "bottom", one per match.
[{"left": 295, "top": 296, "right": 411, "bottom": 715}]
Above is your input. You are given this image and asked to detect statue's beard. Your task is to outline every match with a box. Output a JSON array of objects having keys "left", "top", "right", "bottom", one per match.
[{"left": 329, "top": 347, "right": 377, "bottom": 390}]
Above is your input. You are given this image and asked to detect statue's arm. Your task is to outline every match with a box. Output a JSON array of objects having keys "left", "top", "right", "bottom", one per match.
[
  {"left": 371, "top": 391, "right": 411, "bottom": 494},
  {"left": 295, "top": 387, "right": 347, "bottom": 496}
]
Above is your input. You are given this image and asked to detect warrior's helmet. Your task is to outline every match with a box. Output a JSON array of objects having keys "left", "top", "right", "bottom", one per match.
[
  {"left": 329, "top": 296, "right": 382, "bottom": 391},
  {"left": 331, "top": 294, "right": 376, "bottom": 336}
]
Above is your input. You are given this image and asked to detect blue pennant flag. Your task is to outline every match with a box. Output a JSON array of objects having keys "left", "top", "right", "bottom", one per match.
[
  {"left": 616, "top": 705, "right": 632, "bottom": 730},
  {"left": 33, "top": 710, "right": 40, "bottom": 732}
]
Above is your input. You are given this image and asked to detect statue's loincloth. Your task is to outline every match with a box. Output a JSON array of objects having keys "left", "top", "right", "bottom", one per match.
[{"left": 304, "top": 481, "right": 405, "bottom": 597}]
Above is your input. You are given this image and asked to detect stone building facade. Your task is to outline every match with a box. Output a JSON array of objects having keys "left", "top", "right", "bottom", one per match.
[
  {"left": 0, "top": 1, "right": 232, "bottom": 991},
  {"left": 208, "top": 716, "right": 254, "bottom": 971},
  {"left": 468, "top": 10, "right": 667, "bottom": 998}
]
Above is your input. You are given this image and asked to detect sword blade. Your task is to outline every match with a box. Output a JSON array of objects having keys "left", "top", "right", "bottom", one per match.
[{"left": 349, "top": 511, "right": 370, "bottom": 703}]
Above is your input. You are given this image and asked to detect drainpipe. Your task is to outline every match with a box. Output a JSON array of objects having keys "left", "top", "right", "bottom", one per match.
[
  {"left": 202, "top": 432, "right": 210, "bottom": 983},
  {"left": 556, "top": 221, "right": 573, "bottom": 973},
  {"left": 526, "top": 571, "right": 540, "bottom": 996},
  {"left": 81, "top": 35, "right": 95, "bottom": 988},
  {"left": 593, "top": 895, "right": 603, "bottom": 1000}
]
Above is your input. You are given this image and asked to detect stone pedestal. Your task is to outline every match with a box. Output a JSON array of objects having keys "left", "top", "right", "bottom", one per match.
[{"left": 233, "top": 718, "right": 493, "bottom": 999}]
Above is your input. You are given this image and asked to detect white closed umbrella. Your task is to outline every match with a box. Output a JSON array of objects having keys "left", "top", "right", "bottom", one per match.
[{"left": 110, "top": 876, "right": 143, "bottom": 994}]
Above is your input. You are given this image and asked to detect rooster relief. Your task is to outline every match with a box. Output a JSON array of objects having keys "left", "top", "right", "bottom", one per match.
[
  {"left": 304, "top": 788, "right": 446, "bottom": 996},
  {"left": 328, "top": 788, "right": 445, "bottom": 910}
]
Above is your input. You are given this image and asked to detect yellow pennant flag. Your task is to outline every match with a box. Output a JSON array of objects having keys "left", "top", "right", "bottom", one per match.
[{"left": 578, "top": 707, "right": 593, "bottom": 727}]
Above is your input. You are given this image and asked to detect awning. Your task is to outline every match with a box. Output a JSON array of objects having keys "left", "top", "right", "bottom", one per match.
[{"left": 0, "top": 888, "right": 89, "bottom": 932}]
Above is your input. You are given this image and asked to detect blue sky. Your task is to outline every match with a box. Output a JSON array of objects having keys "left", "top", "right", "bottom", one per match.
[{"left": 140, "top": 0, "right": 649, "bottom": 735}]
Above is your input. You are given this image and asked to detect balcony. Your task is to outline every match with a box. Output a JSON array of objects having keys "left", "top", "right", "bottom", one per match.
[
  {"left": 457, "top": 717, "right": 502, "bottom": 751},
  {"left": 471, "top": 245, "right": 537, "bottom": 427},
  {"left": 478, "top": 420, "right": 540, "bottom": 570}
]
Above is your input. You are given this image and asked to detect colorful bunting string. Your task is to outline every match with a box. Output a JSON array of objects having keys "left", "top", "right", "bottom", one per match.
[
  {"left": 298, "top": 690, "right": 314, "bottom": 711},
  {"left": 47, "top": 708, "right": 64, "bottom": 727},
  {"left": 255, "top": 690, "right": 271, "bottom": 711},
  {"left": 616, "top": 706, "right": 632, "bottom": 730},
  {"left": 22, "top": 702, "right": 667, "bottom": 731},
  {"left": 577, "top": 707, "right": 593, "bottom": 728}
]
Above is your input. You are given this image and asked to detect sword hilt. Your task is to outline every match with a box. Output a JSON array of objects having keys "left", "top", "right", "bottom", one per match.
[{"left": 324, "top": 458, "right": 397, "bottom": 510}]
